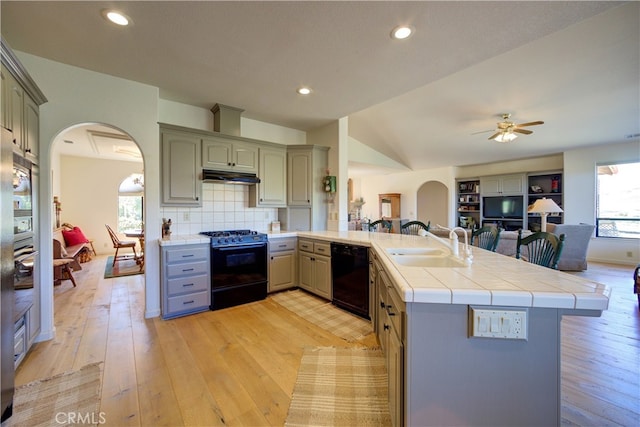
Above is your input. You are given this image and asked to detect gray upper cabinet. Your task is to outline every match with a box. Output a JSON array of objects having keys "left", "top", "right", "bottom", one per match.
[
  {"left": 278, "top": 145, "right": 329, "bottom": 231},
  {"left": 161, "top": 129, "right": 202, "bottom": 206},
  {"left": 23, "top": 95, "right": 39, "bottom": 162},
  {"left": 249, "top": 146, "right": 287, "bottom": 207},
  {"left": 481, "top": 174, "right": 525, "bottom": 196},
  {"left": 202, "top": 136, "right": 258, "bottom": 173},
  {"left": 1, "top": 43, "right": 47, "bottom": 164},
  {"left": 288, "top": 149, "right": 312, "bottom": 206}
]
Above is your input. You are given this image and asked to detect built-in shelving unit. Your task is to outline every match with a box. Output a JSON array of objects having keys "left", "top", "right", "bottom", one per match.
[
  {"left": 527, "top": 172, "right": 563, "bottom": 231},
  {"left": 456, "top": 179, "right": 480, "bottom": 229}
]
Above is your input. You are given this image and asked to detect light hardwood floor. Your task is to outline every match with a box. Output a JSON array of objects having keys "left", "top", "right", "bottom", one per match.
[{"left": 14, "top": 256, "right": 639, "bottom": 426}]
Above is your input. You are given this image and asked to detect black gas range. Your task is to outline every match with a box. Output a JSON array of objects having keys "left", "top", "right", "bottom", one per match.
[
  {"left": 199, "top": 229, "right": 268, "bottom": 310},
  {"left": 200, "top": 229, "right": 268, "bottom": 247}
]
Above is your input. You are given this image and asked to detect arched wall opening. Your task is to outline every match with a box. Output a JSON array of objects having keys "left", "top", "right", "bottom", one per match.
[{"left": 417, "top": 181, "right": 448, "bottom": 227}]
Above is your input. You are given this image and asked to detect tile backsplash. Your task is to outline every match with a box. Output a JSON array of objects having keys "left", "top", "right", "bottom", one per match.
[{"left": 159, "top": 183, "right": 278, "bottom": 235}]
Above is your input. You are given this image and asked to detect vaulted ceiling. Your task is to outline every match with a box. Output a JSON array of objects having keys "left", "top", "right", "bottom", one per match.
[{"left": 2, "top": 1, "right": 638, "bottom": 174}]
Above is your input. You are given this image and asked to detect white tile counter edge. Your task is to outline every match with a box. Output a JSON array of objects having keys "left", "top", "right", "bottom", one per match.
[{"left": 160, "top": 230, "right": 610, "bottom": 311}]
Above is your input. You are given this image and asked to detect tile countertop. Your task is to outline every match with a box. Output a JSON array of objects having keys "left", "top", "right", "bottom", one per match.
[{"left": 161, "top": 231, "right": 611, "bottom": 311}]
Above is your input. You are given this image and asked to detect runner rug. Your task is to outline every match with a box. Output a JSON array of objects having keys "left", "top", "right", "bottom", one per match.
[
  {"left": 7, "top": 362, "right": 102, "bottom": 427},
  {"left": 270, "top": 289, "right": 372, "bottom": 342},
  {"left": 104, "top": 256, "right": 143, "bottom": 278},
  {"left": 285, "top": 347, "right": 391, "bottom": 426}
]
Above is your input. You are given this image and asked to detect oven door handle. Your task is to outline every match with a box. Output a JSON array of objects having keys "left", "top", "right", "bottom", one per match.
[{"left": 214, "top": 243, "right": 266, "bottom": 251}]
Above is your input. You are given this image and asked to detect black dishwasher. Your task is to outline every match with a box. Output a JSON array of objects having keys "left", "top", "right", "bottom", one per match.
[{"left": 331, "top": 243, "right": 370, "bottom": 319}]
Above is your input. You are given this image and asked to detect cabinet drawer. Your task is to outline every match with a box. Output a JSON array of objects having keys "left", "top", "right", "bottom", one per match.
[
  {"left": 385, "top": 283, "right": 405, "bottom": 337},
  {"left": 270, "top": 239, "right": 296, "bottom": 252},
  {"left": 299, "top": 239, "right": 313, "bottom": 252},
  {"left": 314, "top": 242, "right": 331, "bottom": 256},
  {"left": 166, "top": 247, "right": 209, "bottom": 263},
  {"left": 167, "top": 260, "right": 208, "bottom": 278},
  {"left": 167, "top": 274, "right": 209, "bottom": 296},
  {"left": 14, "top": 320, "right": 26, "bottom": 367},
  {"left": 167, "top": 291, "right": 210, "bottom": 314}
]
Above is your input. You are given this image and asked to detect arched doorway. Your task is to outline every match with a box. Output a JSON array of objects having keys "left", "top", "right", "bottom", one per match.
[
  {"left": 417, "top": 181, "right": 448, "bottom": 227},
  {"left": 48, "top": 122, "right": 145, "bottom": 309}
]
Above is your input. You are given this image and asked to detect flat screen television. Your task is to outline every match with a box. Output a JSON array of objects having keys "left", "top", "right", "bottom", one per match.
[{"left": 483, "top": 196, "right": 524, "bottom": 219}]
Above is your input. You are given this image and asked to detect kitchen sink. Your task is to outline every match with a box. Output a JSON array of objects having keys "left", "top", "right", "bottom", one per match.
[
  {"left": 386, "top": 247, "right": 448, "bottom": 256},
  {"left": 391, "top": 254, "right": 467, "bottom": 268}
]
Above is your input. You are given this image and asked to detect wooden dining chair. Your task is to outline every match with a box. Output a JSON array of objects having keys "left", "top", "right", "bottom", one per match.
[
  {"left": 471, "top": 226, "right": 502, "bottom": 252},
  {"left": 105, "top": 224, "right": 138, "bottom": 267},
  {"left": 516, "top": 230, "right": 565, "bottom": 269},
  {"left": 401, "top": 220, "right": 430, "bottom": 235}
]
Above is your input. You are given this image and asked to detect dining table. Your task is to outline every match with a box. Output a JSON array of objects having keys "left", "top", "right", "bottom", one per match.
[{"left": 124, "top": 229, "right": 144, "bottom": 271}]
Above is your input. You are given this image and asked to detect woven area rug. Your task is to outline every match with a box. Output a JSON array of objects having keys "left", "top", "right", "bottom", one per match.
[
  {"left": 7, "top": 363, "right": 102, "bottom": 427},
  {"left": 271, "top": 289, "right": 372, "bottom": 342},
  {"left": 286, "top": 347, "right": 391, "bottom": 426},
  {"left": 104, "top": 256, "right": 143, "bottom": 278}
]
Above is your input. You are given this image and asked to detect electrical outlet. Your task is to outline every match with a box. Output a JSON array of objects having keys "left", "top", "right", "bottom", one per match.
[
  {"left": 469, "top": 307, "right": 528, "bottom": 340},
  {"left": 183, "top": 211, "right": 190, "bottom": 221},
  {"left": 627, "top": 251, "right": 633, "bottom": 258}
]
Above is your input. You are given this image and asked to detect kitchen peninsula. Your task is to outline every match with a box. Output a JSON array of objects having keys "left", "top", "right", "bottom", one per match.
[{"left": 160, "top": 230, "right": 610, "bottom": 426}]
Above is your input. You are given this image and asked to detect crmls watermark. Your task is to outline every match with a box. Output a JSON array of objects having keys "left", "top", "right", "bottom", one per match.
[{"left": 55, "top": 411, "right": 106, "bottom": 425}]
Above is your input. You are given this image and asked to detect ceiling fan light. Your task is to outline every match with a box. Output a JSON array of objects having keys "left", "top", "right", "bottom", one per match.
[{"left": 493, "top": 132, "right": 518, "bottom": 143}]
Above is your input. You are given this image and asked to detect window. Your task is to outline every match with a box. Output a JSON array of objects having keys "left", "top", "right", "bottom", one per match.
[
  {"left": 118, "top": 173, "right": 144, "bottom": 232},
  {"left": 118, "top": 195, "right": 143, "bottom": 232},
  {"left": 596, "top": 161, "right": 640, "bottom": 238}
]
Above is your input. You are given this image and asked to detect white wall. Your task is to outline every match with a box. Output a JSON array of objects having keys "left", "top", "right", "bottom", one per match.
[
  {"left": 59, "top": 155, "right": 143, "bottom": 255},
  {"left": 355, "top": 167, "right": 456, "bottom": 226},
  {"left": 308, "top": 121, "right": 340, "bottom": 230},
  {"left": 564, "top": 140, "right": 640, "bottom": 265},
  {"left": 18, "top": 51, "right": 162, "bottom": 339}
]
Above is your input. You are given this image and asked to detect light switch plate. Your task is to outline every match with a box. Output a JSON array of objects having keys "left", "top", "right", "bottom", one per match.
[{"left": 469, "top": 307, "right": 528, "bottom": 340}]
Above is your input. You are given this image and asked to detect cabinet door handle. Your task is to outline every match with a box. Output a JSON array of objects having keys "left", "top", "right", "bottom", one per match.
[
  {"left": 182, "top": 283, "right": 194, "bottom": 287},
  {"left": 387, "top": 306, "right": 396, "bottom": 316},
  {"left": 182, "top": 254, "right": 194, "bottom": 258},
  {"left": 232, "top": 163, "right": 236, "bottom": 166},
  {"left": 183, "top": 300, "right": 195, "bottom": 305},
  {"left": 380, "top": 301, "right": 386, "bottom": 309},
  {"left": 227, "top": 162, "right": 231, "bottom": 166},
  {"left": 383, "top": 324, "right": 390, "bottom": 331},
  {"left": 25, "top": 148, "right": 31, "bottom": 153},
  {"left": 260, "top": 198, "right": 263, "bottom": 202},
  {"left": 182, "top": 268, "right": 194, "bottom": 272},
  {"left": 278, "top": 244, "right": 286, "bottom": 248}
]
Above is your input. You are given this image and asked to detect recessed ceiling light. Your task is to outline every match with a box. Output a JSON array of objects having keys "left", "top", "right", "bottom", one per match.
[
  {"left": 391, "top": 25, "right": 413, "bottom": 40},
  {"left": 297, "top": 87, "right": 312, "bottom": 95},
  {"left": 102, "top": 9, "right": 131, "bottom": 26}
]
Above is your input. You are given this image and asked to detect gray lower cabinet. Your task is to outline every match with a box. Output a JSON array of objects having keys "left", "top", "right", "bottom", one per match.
[
  {"left": 268, "top": 238, "right": 296, "bottom": 292},
  {"left": 298, "top": 239, "right": 331, "bottom": 300},
  {"left": 376, "top": 264, "right": 405, "bottom": 427},
  {"left": 161, "top": 244, "right": 210, "bottom": 319}
]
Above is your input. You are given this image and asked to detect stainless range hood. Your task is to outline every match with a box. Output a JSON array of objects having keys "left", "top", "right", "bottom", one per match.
[{"left": 202, "top": 169, "right": 260, "bottom": 184}]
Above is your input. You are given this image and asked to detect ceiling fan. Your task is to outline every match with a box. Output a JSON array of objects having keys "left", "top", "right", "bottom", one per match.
[{"left": 476, "top": 113, "right": 544, "bottom": 143}]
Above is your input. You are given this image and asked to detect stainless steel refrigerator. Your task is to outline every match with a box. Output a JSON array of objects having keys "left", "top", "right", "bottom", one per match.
[{"left": 1, "top": 127, "right": 15, "bottom": 421}]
